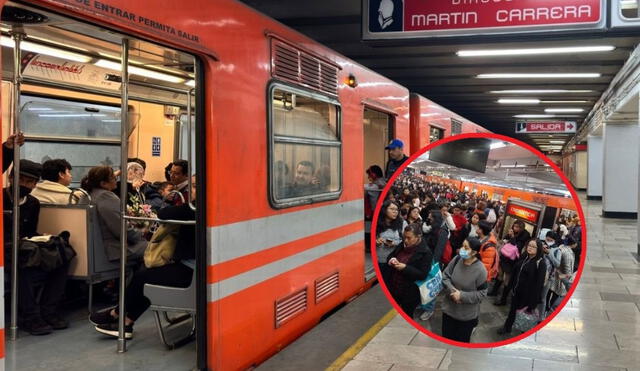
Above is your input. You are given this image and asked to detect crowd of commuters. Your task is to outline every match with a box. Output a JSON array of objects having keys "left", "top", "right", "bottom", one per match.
[
  {"left": 2, "top": 132, "right": 197, "bottom": 338},
  {"left": 375, "top": 172, "right": 582, "bottom": 342}
]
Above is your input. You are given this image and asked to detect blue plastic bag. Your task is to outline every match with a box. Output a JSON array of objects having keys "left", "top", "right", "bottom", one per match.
[{"left": 415, "top": 262, "right": 442, "bottom": 305}]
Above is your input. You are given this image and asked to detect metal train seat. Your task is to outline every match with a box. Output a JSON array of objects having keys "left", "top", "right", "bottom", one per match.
[
  {"left": 37, "top": 204, "right": 136, "bottom": 311},
  {"left": 144, "top": 268, "right": 196, "bottom": 348}
]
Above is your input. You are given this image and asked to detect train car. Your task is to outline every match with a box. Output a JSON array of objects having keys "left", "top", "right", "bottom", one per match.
[
  {"left": 409, "top": 93, "right": 490, "bottom": 154},
  {"left": 0, "top": 0, "right": 420, "bottom": 370}
]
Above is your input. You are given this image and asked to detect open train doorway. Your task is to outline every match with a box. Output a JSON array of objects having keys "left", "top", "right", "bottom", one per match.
[
  {"left": 363, "top": 107, "right": 393, "bottom": 281},
  {"left": 0, "top": 2, "right": 205, "bottom": 370}
]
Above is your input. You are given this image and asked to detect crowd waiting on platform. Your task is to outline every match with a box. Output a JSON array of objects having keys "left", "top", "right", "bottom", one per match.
[{"left": 374, "top": 172, "right": 582, "bottom": 342}]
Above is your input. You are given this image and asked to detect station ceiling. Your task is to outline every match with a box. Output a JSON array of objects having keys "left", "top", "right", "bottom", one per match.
[{"left": 240, "top": 0, "right": 640, "bottom": 153}]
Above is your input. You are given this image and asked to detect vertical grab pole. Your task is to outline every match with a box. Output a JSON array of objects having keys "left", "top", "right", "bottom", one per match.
[
  {"left": 117, "top": 38, "right": 130, "bottom": 353},
  {"left": 9, "top": 31, "right": 24, "bottom": 341},
  {"left": 187, "top": 88, "right": 195, "bottom": 210}
]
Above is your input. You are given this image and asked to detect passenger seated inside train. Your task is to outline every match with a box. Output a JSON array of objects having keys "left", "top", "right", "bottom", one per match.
[
  {"left": 81, "top": 166, "right": 147, "bottom": 261},
  {"left": 31, "top": 159, "right": 87, "bottom": 204},
  {"left": 145, "top": 182, "right": 174, "bottom": 212},
  {"left": 89, "top": 176, "right": 197, "bottom": 339},
  {"left": 168, "top": 159, "right": 190, "bottom": 205},
  {"left": 282, "top": 160, "right": 321, "bottom": 198},
  {"left": 3, "top": 159, "right": 70, "bottom": 336}
]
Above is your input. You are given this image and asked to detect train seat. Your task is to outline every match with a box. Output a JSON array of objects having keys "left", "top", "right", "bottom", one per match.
[
  {"left": 144, "top": 268, "right": 196, "bottom": 348},
  {"left": 37, "top": 204, "right": 134, "bottom": 310}
]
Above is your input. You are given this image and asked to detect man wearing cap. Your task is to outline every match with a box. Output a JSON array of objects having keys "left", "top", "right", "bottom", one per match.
[
  {"left": 3, "top": 159, "right": 69, "bottom": 335},
  {"left": 384, "top": 139, "right": 409, "bottom": 180}
]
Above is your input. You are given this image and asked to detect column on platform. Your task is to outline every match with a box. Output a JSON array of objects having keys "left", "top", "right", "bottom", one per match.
[
  {"left": 602, "top": 123, "right": 638, "bottom": 218},
  {"left": 587, "top": 135, "right": 603, "bottom": 200}
]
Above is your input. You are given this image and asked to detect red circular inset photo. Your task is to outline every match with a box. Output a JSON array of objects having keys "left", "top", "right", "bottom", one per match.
[{"left": 370, "top": 133, "right": 587, "bottom": 348}]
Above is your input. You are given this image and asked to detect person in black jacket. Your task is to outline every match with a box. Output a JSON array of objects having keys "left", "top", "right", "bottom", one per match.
[
  {"left": 384, "top": 139, "right": 409, "bottom": 180},
  {"left": 2, "top": 132, "right": 25, "bottom": 173},
  {"left": 426, "top": 210, "right": 448, "bottom": 264},
  {"left": 385, "top": 223, "right": 432, "bottom": 317},
  {"left": 497, "top": 238, "right": 547, "bottom": 335},
  {"left": 4, "top": 159, "right": 70, "bottom": 335},
  {"left": 494, "top": 220, "right": 532, "bottom": 305},
  {"left": 90, "top": 175, "right": 197, "bottom": 339}
]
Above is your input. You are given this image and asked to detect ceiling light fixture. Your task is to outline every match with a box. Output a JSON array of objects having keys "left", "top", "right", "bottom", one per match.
[
  {"left": 498, "top": 98, "right": 540, "bottom": 104},
  {"left": 540, "top": 100, "right": 591, "bottom": 104},
  {"left": 478, "top": 73, "right": 601, "bottom": 79},
  {"left": 458, "top": 45, "right": 615, "bottom": 57},
  {"left": 0, "top": 36, "right": 92, "bottom": 63},
  {"left": 514, "top": 114, "right": 556, "bottom": 118},
  {"left": 545, "top": 108, "right": 584, "bottom": 113},
  {"left": 549, "top": 140, "right": 565, "bottom": 144},
  {"left": 490, "top": 89, "right": 594, "bottom": 94},
  {"left": 185, "top": 80, "right": 195, "bottom": 87},
  {"left": 94, "top": 59, "right": 186, "bottom": 84}
]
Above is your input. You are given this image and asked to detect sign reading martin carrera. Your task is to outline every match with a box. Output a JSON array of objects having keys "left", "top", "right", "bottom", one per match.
[{"left": 363, "top": 0, "right": 606, "bottom": 40}]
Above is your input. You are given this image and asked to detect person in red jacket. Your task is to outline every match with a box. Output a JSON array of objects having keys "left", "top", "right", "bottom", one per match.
[{"left": 476, "top": 221, "right": 498, "bottom": 282}]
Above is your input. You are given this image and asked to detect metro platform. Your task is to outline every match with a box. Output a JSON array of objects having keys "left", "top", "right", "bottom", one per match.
[{"left": 261, "top": 192, "right": 640, "bottom": 371}]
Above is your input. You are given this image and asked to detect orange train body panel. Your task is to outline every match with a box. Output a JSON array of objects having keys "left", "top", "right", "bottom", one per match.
[
  {"left": 0, "top": 0, "right": 498, "bottom": 370},
  {"left": 424, "top": 175, "right": 577, "bottom": 210}
]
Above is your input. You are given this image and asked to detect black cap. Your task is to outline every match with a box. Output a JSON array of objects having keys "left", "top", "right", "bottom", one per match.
[{"left": 18, "top": 159, "right": 42, "bottom": 180}]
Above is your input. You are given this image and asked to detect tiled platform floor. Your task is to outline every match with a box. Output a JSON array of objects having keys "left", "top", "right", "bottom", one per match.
[{"left": 342, "top": 193, "right": 640, "bottom": 371}]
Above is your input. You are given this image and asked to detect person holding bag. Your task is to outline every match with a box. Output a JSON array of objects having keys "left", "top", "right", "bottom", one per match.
[
  {"left": 497, "top": 238, "right": 547, "bottom": 335},
  {"left": 441, "top": 237, "right": 488, "bottom": 343},
  {"left": 89, "top": 175, "right": 197, "bottom": 339},
  {"left": 385, "top": 223, "right": 432, "bottom": 318}
]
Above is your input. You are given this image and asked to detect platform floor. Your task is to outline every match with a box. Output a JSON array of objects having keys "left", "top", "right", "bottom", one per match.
[{"left": 340, "top": 193, "right": 640, "bottom": 371}]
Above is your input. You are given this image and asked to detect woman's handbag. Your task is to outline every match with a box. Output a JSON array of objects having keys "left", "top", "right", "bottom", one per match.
[
  {"left": 514, "top": 308, "right": 539, "bottom": 332},
  {"left": 143, "top": 223, "right": 180, "bottom": 268},
  {"left": 500, "top": 242, "right": 520, "bottom": 261},
  {"left": 415, "top": 262, "right": 443, "bottom": 305}
]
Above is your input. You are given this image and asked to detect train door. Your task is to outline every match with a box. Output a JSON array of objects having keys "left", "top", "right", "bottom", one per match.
[
  {"left": 363, "top": 107, "right": 393, "bottom": 280},
  {"left": 1, "top": 3, "right": 205, "bottom": 370}
]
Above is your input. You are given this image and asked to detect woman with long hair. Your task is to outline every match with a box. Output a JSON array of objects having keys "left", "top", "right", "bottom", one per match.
[
  {"left": 376, "top": 200, "right": 407, "bottom": 284},
  {"left": 497, "top": 238, "right": 547, "bottom": 335}
]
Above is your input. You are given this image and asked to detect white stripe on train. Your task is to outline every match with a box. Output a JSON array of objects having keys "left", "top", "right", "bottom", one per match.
[
  {"left": 207, "top": 199, "right": 364, "bottom": 265},
  {"left": 207, "top": 231, "right": 363, "bottom": 302}
]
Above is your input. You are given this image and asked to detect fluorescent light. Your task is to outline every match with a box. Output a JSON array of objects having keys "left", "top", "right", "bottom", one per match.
[
  {"left": 549, "top": 140, "right": 565, "bottom": 144},
  {"left": 38, "top": 114, "right": 106, "bottom": 117},
  {"left": 458, "top": 46, "right": 615, "bottom": 57},
  {"left": 490, "top": 89, "right": 594, "bottom": 94},
  {"left": 94, "top": 59, "right": 185, "bottom": 83},
  {"left": 185, "top": 80, "right": 195, "bottom": 87},
  {"left": 498, "top": 98, "right": 540, "bottom": 104},
  {"left": 541, "top": 100, "right": 590, "bottom": 104},
  {"left": 545, "top": 108, "right": 584, "bottom": 113},
  {"left": 1, "top": 36, "right": 92, "bottom": 63},
  {"left": 514, "top": 114, "right": 556, "bottom": 118},
  {"left": 478, "top": 73, "right": 600, "bottom": 79}
]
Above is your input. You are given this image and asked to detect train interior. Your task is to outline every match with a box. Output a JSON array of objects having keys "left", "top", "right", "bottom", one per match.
[{"left": 1, "top": 3, "right": 201, "bottom": 369}]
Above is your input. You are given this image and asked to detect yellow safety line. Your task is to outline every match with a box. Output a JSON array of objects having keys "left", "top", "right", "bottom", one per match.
[{"left": 325, "top": 309, "right": 397, "bottom": 371}]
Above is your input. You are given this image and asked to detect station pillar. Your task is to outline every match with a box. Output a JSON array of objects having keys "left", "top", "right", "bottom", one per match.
[
  {"left": 602, "top": 123, "right": 638, "bottom": 219},
  {"left": 587, "top": 135, "right": 603, "bottom": 200}
]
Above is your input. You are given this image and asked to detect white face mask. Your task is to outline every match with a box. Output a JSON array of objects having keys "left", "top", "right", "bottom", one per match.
[{"left": 546, "top": 240, "right": 555, "bottom": 246}]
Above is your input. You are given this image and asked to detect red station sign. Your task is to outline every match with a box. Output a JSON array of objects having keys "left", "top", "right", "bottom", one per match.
[
  {"left": 507, "top": 204, "right": 539, "bottom": 224},
  {"left": 404, "top": 0, "right": 602, "bottom": 31},
  {"left": 364, "top": 0, "right": 606, "bottom": 40},
  {"left": 516, "top": 121, "right": 577, "bottom": 134}
]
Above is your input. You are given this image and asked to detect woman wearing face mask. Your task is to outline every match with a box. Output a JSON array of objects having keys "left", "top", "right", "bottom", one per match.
[
  {"left": 376, "top": 201, "right": 407, "bottom": 284},
  {"left": 386, "top": 223, "right": 432, "bottom": 317},
  {"left": 547, "top": 235, "right": 575, "bottom": 312},
  {"left": 440, "top": 237, "right": 488, "bottom": 343},
  {"left": 497, "top": 239, "right": 547, "bottom": 335}
]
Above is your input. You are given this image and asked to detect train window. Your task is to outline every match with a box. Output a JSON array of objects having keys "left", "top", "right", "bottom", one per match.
[
  {"left": 451, "top": 119, "right": 462, "bottom": 135},
  {"left": 430, "top": 126, "right": 444, "bottom": 143},
  {"left": 269, "top": 84, "right": 342, "bottom": 207},
  {"left": 620, "top": 0, "right": 640, "bottom": 19}
]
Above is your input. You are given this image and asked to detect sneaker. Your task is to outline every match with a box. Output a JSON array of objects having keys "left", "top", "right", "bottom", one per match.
[
  {"left": 89, "top": 308, "right": 117, "bottom": 326},
  {"left": 419, "top": 310, "right": 434, "bottom": 321},
  {"left": 94, "top": 322, "right": 133, "bottom": 339},
  {"left": 43, "top": 314, "right": 69, "bottom": 330},
  {"left": 23, "top": 317, "right": 53, "bottom": 336}
]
